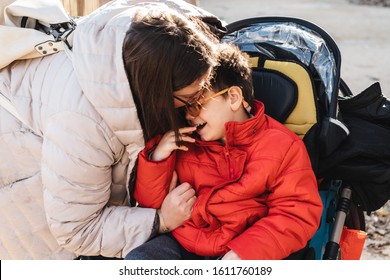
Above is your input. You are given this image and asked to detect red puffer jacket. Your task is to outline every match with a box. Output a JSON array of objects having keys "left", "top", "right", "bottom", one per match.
[{"left": 135, "top": 101, "right": 323, "bottom": 259}]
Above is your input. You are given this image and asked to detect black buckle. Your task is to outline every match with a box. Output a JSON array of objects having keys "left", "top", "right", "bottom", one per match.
[{"left": 36, "top": 19, "right": 77, "bottom": 50}]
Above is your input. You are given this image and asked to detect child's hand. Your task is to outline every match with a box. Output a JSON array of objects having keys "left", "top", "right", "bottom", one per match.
[{"left": 151, "top": 127, "right": 196, "bottom": 161}]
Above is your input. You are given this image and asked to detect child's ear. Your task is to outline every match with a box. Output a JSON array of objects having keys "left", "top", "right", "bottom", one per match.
[{"left": 228, "top": 86, "right": 243, "bottom": 111}]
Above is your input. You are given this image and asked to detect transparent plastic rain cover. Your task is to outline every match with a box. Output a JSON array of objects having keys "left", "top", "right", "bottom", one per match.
[{"left": 222, "top": 21, "right": 337, "bottom": 106}]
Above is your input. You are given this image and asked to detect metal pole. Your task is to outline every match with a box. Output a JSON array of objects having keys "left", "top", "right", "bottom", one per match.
[{"left": 323, "top": 186, "right": 352, "bottom": 260}]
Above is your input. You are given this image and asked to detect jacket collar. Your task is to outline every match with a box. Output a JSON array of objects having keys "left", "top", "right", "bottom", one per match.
[{"left": 225, "top": 100, "right": 266, "bottom": 147}]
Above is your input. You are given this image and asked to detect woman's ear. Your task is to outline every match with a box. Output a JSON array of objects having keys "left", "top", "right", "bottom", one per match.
[{"left": 228, "top": 86, "right": 243, "bottom": 111}]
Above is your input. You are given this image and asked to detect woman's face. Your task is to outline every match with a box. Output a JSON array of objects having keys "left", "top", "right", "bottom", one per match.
[{"left": 173, "top": 68, "right": 212, "bottom": 108}]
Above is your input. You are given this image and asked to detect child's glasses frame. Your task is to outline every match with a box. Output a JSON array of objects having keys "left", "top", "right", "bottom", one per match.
[{"left": 174, "top": 87, "right": 230, "bottom": 117}]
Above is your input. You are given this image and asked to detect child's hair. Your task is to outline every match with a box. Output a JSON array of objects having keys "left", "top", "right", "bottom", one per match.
[
  {"left": 123, "top": 9, "right": 219, "bottom": 142},
  {"left": 211, "top": 43, "right": 254, "bottom": 106}
]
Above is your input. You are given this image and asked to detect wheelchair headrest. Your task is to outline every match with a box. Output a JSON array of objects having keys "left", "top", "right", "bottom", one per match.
[
  {"left": 252, "top": 69, "right": 297, "bottom": 123},
  {"left": 250, "top": 56, "right": 318, "bottom": 139}
]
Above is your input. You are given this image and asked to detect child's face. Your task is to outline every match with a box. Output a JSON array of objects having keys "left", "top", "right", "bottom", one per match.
[{"left": 185, "top": 88, "right": 235, "bottom": 143}]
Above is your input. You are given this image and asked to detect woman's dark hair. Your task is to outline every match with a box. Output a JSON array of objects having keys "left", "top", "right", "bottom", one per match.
[
  {"left": 123, "top": 10, "right": 218, "bottom": 143},
  {"left": 211, "top": 43, "right": 254, "bottom": 106}
]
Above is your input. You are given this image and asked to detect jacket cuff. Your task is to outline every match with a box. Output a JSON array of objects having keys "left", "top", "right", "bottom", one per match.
[{"left": 148, "top": 210, "right": 160, "bottom": 240}]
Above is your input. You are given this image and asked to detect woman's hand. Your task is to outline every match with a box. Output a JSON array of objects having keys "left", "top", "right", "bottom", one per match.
[
  {"left": 152, "top": 127, "right": 196, "bottom": 161},
  {"left": 222, "top": 250, "right": 242, "bottom": 260},
  {"left": 159, "top": 171, "right": 196, "bottom": 233}
]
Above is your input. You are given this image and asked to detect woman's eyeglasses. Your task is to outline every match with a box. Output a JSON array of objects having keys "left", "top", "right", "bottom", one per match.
[{"left": 174, "top": 87, "right": 230, "bottom": 117}]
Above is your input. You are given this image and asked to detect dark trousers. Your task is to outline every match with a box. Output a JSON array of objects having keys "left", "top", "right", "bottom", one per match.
[
  {"left": 124, "top": 233, "right": 314, "bottom": 260},
  {"left": 125, "top": 233, "right": 205, "bottom": 260}
]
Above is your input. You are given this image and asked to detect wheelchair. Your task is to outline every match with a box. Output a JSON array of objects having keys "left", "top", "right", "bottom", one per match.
[{"left": 223, "top": 16, "right": 370, "bottom": 259}]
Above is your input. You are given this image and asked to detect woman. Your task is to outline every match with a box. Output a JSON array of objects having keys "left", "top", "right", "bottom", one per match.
[{"left": 0, "top": 0, "right": 221, "bottom": 259}]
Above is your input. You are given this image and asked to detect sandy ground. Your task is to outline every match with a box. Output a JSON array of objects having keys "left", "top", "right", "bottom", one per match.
[{"left": 197, "top": 0, "right": 390, "bottom": 260}]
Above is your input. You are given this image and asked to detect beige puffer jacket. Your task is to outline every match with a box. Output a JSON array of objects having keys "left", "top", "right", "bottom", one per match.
[{"left": 0, "top": 0, "right": 221, "bottom": 259}]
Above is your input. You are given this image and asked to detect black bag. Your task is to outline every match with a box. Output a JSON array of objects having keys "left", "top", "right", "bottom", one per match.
[{"left": 319, "top": 82, "right": 390, "bottom": 212}]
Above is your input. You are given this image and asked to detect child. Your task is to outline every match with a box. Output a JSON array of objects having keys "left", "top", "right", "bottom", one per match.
[{"left": 127, "top": 44, "right": 323, "bottom": 260}]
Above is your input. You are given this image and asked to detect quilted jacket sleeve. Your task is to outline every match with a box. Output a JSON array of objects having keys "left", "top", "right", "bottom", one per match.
[
  {"left": 134, "top": 136, "right": 176, "bottom": 208},
  {"left": 227, "top": 139, "right": 323, "bottom": 259},
  {"left": 42, "top": 112, "right": 156, "bottom": 258}
]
